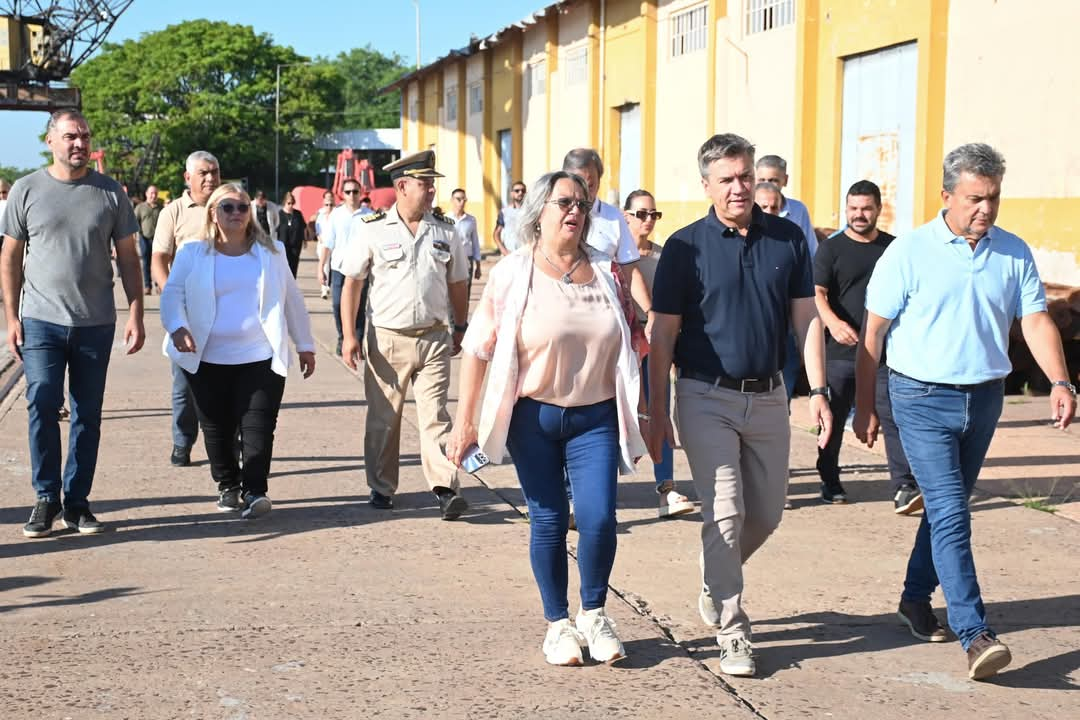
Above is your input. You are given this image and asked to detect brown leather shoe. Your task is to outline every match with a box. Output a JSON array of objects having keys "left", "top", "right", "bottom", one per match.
[
  {"left": 898, "top": 600, "right": 950, "bottom": 642},
  {"left": 967, "top": 632, "right": 1011, "bottom": 680}
]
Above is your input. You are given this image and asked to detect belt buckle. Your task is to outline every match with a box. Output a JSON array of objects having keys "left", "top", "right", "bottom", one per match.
[{"left": 740, "top": 378, "right": 758, "bottom": 393}]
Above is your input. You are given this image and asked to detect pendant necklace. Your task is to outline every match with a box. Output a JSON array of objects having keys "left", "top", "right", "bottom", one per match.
[{"left": 538, "top": 245, "right": 585, "bottom": 284}]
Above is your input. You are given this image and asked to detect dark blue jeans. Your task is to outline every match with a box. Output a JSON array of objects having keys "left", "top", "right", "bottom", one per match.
[
  {"left": 330, "top": 269, "right": 367, "bottom": 343},
  {"left": 138, "top": 235, "right": 153, "bottom": 290},
  {"left": 171, "top": 361, "right": 199, "bottom": 448},
  {"left": 507, "top": 397, "right": 620, "bottom": 621},
  {"left": 890, "top": 372, "right": 1004, "bottom": 650},
  {"left": 641, "top": 355, "right": 674, "bottom": 486},
  {"left": 21, "top": 318, "right": 115, "bottom": 509}
]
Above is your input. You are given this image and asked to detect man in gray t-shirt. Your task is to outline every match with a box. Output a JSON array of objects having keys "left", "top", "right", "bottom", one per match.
[{"left": 0, "top": 109, "right": 145, "bottom": 539}]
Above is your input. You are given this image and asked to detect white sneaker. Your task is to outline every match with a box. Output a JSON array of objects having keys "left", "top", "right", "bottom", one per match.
[
  {"left": 575, "top": 607, "right": 626, "bottom": 664},
  {"left": 718, "top": 636, "right": 756, "bottom": 676},
  {"left": 698, "top": 551, "right": 721, "bottom": 626},
  {"left": 543, "top": 619, "right": 584, "bottom": 666},
  {"left": 658, "top": 484, "right": 695, "bottom": 518},
  {"left": 320, "top": 284, "right": 330, "bottom": 299}
]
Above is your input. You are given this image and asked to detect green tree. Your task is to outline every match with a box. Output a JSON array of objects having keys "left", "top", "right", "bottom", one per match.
[
  {"left": 334, "top": 45, "right": 409, "bottom": 130},
  {"left": 0, "top": 163, "right": 41, "bottom": 182}
]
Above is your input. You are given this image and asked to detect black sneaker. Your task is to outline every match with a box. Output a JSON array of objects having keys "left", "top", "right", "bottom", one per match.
[
  {"left": 217, "top": 487, "right": 245, "bottom": 513},
  {"left": 434, "top": 487, "right": 467, "bottom": 520},
  {"left": 62, "top": 506, "right": 105, "bottom": 534},
  {"left": 170, "top": 445, "right": 192, "bottom": 467},
  {"left": 820, "top": 482, "right": 848, "bottom": 504},
  {"left": 23, "top": 499, "right": 62, "bottom": 538},
  {"left": 894, "top": 485, "right": 924, "bottom": 515},
  {"left": 241, "top": 492, "right": 272, "bottom": 520},
  {"left": 898, "top": 599, "right": 950, "bottom": 642},
  {"left": 369, "top": 490, "right": 393, "bottom": 509}
]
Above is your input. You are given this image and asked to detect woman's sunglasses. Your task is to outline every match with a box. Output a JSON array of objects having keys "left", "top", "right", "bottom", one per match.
[
  {"left": 218, "top": 202, "right": 250, "bottom": 215},
  {"left": 629, "top": 209, "right": 662, "bottom": 221}
]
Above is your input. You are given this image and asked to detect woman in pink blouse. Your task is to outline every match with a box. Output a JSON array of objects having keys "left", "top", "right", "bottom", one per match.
[{"left": 447, "top": 171, "right": 646, "bottom": 667}]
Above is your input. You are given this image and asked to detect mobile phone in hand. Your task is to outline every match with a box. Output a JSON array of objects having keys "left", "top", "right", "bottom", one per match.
[{"left": 460, "top": 443, "right": 490, "bottom": 473}]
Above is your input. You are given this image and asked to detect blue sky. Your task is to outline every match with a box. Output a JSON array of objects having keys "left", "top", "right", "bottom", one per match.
[{"left": 0, "top": 0, "right": 544, "bottom": 168}]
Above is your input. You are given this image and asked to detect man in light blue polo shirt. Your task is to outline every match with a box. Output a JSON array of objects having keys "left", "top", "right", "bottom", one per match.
[{"left": 853, "top": 143, "right": 1076, "bottom": 681}]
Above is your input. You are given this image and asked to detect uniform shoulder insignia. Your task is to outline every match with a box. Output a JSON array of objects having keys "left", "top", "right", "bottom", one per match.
[
  {"left": 361, "top": 210, "right": 386, "bottom": 223},
  {"left": 432, "top": 210, "right": 454, "bottom": 226}
]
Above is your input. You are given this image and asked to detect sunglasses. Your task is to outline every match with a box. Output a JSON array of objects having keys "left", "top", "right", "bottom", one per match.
[
  {"left": 630, "top": 209, "right": 663, "bottom": 221},
  {"left": 218, "top": 202, "right": 250, "bottom": 214},
  {"left": 512, "top": 187, "right": 526, "bottom": 194},
  {"left": 343, "top": 189, "right": 362, "bottom": 195},
  {"left": 547, "top": 198, "right": 591, "bottom": 213}
]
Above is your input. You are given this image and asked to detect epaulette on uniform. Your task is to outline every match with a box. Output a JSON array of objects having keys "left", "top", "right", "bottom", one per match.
[
  {"left": 361, "top": 210, "right": 386, "bottom": 223},
  {"left": 432, "top": 210, "right": 455, "bottom": 226}
]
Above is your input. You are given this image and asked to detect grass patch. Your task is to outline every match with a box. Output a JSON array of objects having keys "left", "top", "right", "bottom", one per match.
[
  {"left": 1022, "top": 498, "right": 1058, "bottom": 513},
  {"left": 1012, "top": 476, "right": 1074, "bottom": 514}
]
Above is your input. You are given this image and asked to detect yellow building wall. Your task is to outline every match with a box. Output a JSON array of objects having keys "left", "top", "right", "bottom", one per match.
[
  {"left": 464, "top": 54, "right": 489, "bottom": 244},
  {"left": 552, "top": 2, "right": 593, "bottom": 165},
  {"left": 437, "top": 63, "right": 463, "bottom": 205},
  {"left": 600, "top": 0, "right": 648, "bottom": 202},
  {"left": 944, "top": 0, "right": 1080, "bottom": 284},
  {"left": 522, "top": 18, "right": 551, "bottom": 185},
  {"left": 796, "top": 0, "right": 948, "bottom": 231}
]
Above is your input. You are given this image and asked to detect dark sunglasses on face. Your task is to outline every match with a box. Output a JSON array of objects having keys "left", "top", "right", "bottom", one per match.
[
  {"left": 343, "top": 189, "right": 362, "bottom": 195},
  {"left": 547, "top": 198, "right": 591, "bottom": 213},
  {"left": 631, "top": 209, "right": 663, "bottom": 221},
  {"left": 218, "top": 202, "right": 250, "bottom": 214},
  {"left": 512, "top": 187, "right": 526, "bottom": 194}
]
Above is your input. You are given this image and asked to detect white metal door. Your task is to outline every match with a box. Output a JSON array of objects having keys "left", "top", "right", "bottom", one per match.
[
  {"left": 498, "top": 129, "right": 513, "bottom": 204},
  {"left": 839, "top": 42, "right": 918, "bottom": 235},
  {"left": 618, "top": 104, "right": 641, "bottom": 207}
]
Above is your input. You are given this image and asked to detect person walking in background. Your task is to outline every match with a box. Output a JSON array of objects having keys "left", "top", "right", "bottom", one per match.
[
  {"left": 855, "top": 143, "right": 1076, "bottom": 680},
  {"left": 753, "top": 182, "right": 783, "bottom": 216},
  {"left": 312, "top": 190, "right": 335, "bottom": 299},
  {"left": 161, "top": 184, "right": 315, "bottom": 520},
  {"left": 152, "top": 150, "right": 222, "bottom": 468},
  {"left": 814, "top": 180, "right": 918, "bottom": 508},
  {"left": 623, "top": 189, "right": 693, "bottom": 519},
  {"left": 447, "top": 188, "right": 482, "bottom": 299},
  {"left": 493, "top": 180, "right": 526, "bottom": 255},
  {"left": 251, "top": 190, "right": 280, "bottom": 238},
  {"left": 134, "top": 185, "right": 162, "bottom": 295},
  {"left": 1, "top": 109, "right": 146, "bottom": 538},
  {"left": 321, "top": 178, "right": 368, "bottom": 356},
  {"left": 277, "top": 191, "right": 306, "bottom": 278},
  {"left": 448, "top": 171, "right": 647, "bottom": 666}
]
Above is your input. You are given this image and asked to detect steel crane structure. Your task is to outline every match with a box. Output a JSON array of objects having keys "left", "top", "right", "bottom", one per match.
[{"left": 0, "top": 0, "right": 133, "bottom": 111}]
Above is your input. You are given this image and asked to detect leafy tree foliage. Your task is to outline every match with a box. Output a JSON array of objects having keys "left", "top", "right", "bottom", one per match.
[
  {"left": 0, "top": 163, "right": 40, "bottom": 182},
  {"left": 70, "top": 21, "right": 408, "bottom": 196}
]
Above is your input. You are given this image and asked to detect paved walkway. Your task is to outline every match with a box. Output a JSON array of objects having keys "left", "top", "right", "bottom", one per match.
[{"left": 1, "top": 248, "right": 1077, "bottom": 719}]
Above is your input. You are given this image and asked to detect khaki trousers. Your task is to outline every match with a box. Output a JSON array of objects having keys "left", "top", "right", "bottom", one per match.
[
  {"left": 363, "top": 324, "right": 460, "bottom": 496},
  {"left": 675, "top": 378, "right": 790, "bottom": 641}
]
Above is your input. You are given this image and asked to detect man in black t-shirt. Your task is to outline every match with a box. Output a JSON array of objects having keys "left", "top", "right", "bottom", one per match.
[{"left": 813, "top": 180, "right": 919, "bottom": 512}]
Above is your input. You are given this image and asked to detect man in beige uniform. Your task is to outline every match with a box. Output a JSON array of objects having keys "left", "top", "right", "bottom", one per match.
[
  {"left": 340, "top": 150, "right": 470, "bottom": 520},
  {"left": 151, "top": 150, "right": 221, "bottom": 467}
]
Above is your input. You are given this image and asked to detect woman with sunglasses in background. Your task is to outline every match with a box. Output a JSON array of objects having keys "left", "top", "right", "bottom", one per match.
[
  {"left": 624, "top": 190, "right": 695, "bottom": 519},
  {"left": 161, "top": 184, "right": 316, "bottom": 519},
  {"left": 447, "top": 171, "right": 647, "bottom": 667}
]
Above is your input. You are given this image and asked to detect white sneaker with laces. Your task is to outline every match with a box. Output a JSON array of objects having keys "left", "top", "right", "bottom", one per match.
[
  {"left": 575, "top": 607, "right": 626, "bottom": 664},
  {"left": 718, "top": 636, "right": 756, "bottom": 676},
  {"left": 543, "top": 619, "right": 584, "bottom": 666},
  {"left": 657, "top": 482, "right": 695, "bottom": 518}
]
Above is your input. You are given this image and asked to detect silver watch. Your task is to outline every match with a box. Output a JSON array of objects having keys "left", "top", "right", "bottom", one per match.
[{"left": 1051, "top": 380, "right": 1077, "bottom": 395}]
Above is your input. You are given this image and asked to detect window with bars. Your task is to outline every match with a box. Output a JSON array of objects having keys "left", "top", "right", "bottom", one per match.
[
  {"left": 671, "top": 4, "right": 707, "bottom": 57},
  {"left": 468, "top": 82, "right": 483, "bottom": 114},
  {"left": 745, "top": 0, "right": 794, "bottom": 35},
  {"left": 409, "top": 100, "right": 418, "bottom": 122},
  {"left": 446, "top": 87, "right": 458, "bottom": 123},
  {"left": 565, "top": 47, "right": 588, "bottom": 86},
  {"left": 526, "top": 60, "right": 546, "bottom": 97}
]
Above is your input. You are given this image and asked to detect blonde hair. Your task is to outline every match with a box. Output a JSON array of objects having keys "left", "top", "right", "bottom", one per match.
[{"left": 201, "top": 183, "right": 277, "bottom": 253}]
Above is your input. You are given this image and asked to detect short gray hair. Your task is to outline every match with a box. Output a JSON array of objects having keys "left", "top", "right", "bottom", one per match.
[
  {"left": 562, "top": 148, "right": 604, "bottom": 178},
  {"left": 755, "top": 154, "right": 787, "bottom": 173},
  {"left": 186, "top": 150, "right": 220, "bottom": 174},
  {"left": 698, "top": 133, "right": 756, "bottom": 176},
  {"left": 46, "top": 108, "right": 87, "bottom": 135},
  {"left": 516, "top": 171, "right": 592, "bottom": 247},
  {"left": 942, "top": 143, "right": 1005, "bottom": 192}
]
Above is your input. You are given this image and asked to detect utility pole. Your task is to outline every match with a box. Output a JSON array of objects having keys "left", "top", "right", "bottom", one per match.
[{"left": 413, "top": 0, "right": 421, "bottom": 70}]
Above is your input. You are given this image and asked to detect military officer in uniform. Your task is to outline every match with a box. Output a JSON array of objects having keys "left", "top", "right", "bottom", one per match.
[{"left": 340, "top": 150, "right": 470, "bottom": 520}]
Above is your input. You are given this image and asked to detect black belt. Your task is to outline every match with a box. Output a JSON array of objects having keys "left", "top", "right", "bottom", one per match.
[{"left": 679, "top": 368, "right": 784, "bottom": 394}]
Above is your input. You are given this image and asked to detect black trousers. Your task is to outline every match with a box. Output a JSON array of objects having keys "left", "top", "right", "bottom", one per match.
[
  {"left": 184, "top": 359, "right": 286, "bottom": 495},
  {"left": 816, "top": 359, "right": 916, "bottom": 492}
]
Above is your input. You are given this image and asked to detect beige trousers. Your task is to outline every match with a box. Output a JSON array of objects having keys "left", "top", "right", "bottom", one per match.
[
  {"left": 363, "top": 324, "right": 460, "bottom": 496},
  {"left": 675, "top": 378, "right": 790, "bottom": 641}
]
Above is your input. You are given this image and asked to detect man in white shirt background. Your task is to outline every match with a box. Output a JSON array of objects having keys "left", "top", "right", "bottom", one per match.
[
  {"left": 447, "top": 188, "right": 482, "bottom": 299},
  {"left": 320, "top": 178, "right": 368, "bottom": 356}
]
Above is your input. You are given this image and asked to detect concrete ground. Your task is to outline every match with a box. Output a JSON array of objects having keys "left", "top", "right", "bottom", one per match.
[{"left": 0, "top": 248, "right": 1076, "bottom": 719}]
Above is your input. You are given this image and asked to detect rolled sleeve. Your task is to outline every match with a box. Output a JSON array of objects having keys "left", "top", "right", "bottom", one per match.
[
  {"left": 865, "top": 243, "right": 907, "bottom": 320},
  {"left": 1016, "top": 244, "right": 1048, "bottom": 318}
]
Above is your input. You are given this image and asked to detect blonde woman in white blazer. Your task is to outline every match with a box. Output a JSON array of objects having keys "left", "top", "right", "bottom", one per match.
[{"left": 160, "top": 184, "right": 315, "bottom": 519}]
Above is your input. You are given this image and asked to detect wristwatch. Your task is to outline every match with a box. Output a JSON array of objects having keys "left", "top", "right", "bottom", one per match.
[
  {"left": 453, "top": 323, "right": 468, "bottom": 333},
  {"left": 1051, "top": 380, "right": 1077, "bottom": 395},
  {"left": 808, "top": 386, "right": 831, "bottom": 401}
]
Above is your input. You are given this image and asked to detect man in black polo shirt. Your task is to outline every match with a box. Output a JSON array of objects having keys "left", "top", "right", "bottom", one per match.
[
  {"left": 649, "top": 133, "right": 832, "bottom": 677},
  {"left": 814, "top": 180, "right": 919, "bottom": 510}
]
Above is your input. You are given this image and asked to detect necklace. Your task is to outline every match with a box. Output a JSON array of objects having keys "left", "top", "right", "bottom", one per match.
[{"left": 538, "top": 245, "right": 585, "bottom": 284}]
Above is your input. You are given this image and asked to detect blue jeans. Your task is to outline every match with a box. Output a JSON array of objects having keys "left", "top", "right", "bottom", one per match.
[
  {"left": 641, "top": 355, "right": 673, "bottom": 487},
  {"left": 138, "top": 235, "right": 153, "bottom": 290},
  {"left": 21, "top": 318, "right": 115, "bottom": 508},
  {"left": 171, "top": 361, "right": 199, "bottom": 448},
  {"left": 889, "top": 372, "right": 1004, "bottom": 650},
  {"left": 507, "top": 397, "right": 620, "bottom": 621},
  {"left": 330, "top": 269, "right": 366, "bottom": 342}
]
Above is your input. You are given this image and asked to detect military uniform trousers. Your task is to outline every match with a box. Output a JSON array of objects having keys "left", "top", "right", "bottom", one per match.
[{"left": 363, "top": 323, "right": 460, "bottom": 496}]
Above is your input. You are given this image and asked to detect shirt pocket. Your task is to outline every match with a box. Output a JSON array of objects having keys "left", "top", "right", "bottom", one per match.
[{"left": 378, "top": 243, "right": 406, "bottom": 267}]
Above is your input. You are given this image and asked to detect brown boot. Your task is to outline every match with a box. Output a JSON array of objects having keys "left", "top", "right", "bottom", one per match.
[{"left": 967, "top": 632, "right": 1011, "bottom": 680}]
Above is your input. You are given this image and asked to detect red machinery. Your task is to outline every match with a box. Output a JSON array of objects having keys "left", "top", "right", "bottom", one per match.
[{"left": 330, "top": 148, "right": 395, "bottom": 209}]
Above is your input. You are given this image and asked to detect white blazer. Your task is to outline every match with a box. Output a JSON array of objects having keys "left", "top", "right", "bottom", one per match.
[{"left": 160, "top": 239, "right": 315, "bottom": 376}]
